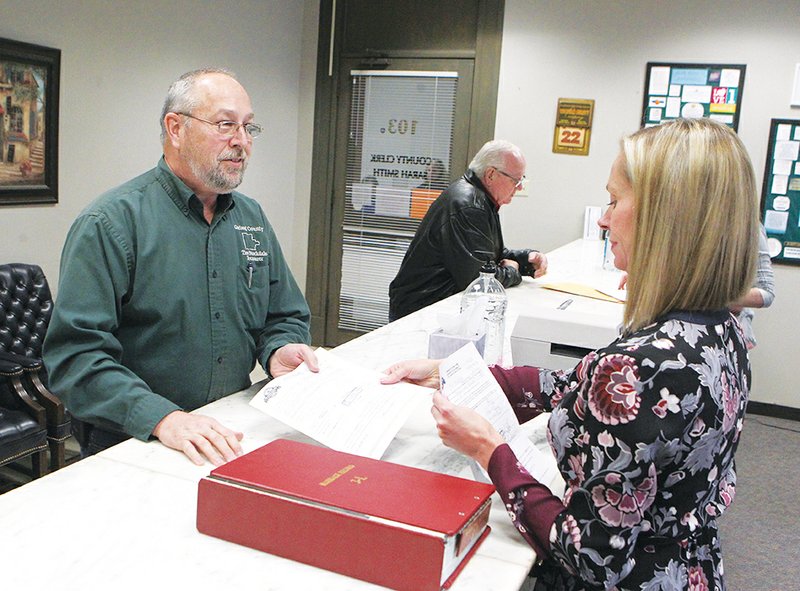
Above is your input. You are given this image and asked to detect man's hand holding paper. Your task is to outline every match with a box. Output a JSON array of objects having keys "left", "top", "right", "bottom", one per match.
[{"left": 268, "top": 343, "right": 320, "bottom": 377}]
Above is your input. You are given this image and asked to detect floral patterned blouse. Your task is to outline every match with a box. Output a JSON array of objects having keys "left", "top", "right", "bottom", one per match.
[{"left": 487, "top": 309, "right": 749, "bottom": 590}]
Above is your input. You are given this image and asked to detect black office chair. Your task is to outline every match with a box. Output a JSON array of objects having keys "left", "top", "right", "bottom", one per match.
[
  {"left": 0, "top": 357, "right": 49, "bottom": 480},
  {"left": 0, "top": 263, "right": 71, "bottom": 470}
]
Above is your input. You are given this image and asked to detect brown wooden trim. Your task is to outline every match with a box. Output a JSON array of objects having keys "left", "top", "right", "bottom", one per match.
[
  {"left": 341, "top": 49, "right": 478, "bottom": 59},
  {"left": 305, "top": 0, "right": 341, "bottom": 345},
  {"left": 306, "top": 0, "right": 506, "bottom": 346},
  {"left": 469, "top": 0, "right": 505, "bottom": 159}
]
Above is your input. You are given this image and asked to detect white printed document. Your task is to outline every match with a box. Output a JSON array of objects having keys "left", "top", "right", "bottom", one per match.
[
  {"left": 250, "top": 348, "right": 430, "bottom": 459},
  {"left": 439, "top": 344, "right": 559, "bottom": 491}
]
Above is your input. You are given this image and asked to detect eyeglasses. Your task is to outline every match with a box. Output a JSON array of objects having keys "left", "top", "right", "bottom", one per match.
[
  {"left": 494, "top": 167, "right": 526, "bottom": 189},
  {"left": 177, "top": 112, "right": 263, "bottom": 139}
]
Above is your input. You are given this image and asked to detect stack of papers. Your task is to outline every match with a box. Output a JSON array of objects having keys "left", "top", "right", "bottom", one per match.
[
  {"left": 439, "top": 344, "right": 559, "bottom": 490},
  {"left": 250, "top": 345, "right": 560, "bottom": 493},
  {"left": 250, "top": 348, "right": 430, "bottom": 460}
]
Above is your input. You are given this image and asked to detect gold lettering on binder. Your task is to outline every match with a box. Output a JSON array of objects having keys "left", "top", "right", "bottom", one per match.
[
  {"left": 350, "top": 476, "right": 368, "bottom": 485},
  {"left": 319, "top": 464, "right": 355, "bottom": 486}
]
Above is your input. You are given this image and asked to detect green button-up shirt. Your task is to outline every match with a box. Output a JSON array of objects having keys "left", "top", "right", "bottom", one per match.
[{"left": 43, "top": 158, "right": 311, "bottom": 440}]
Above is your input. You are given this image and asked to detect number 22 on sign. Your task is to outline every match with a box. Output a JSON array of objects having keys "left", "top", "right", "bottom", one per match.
[{"left": 557, "top": 126, "right": 586, "bottom": 148}]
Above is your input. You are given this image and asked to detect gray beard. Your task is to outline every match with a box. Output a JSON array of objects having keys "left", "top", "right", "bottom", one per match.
[
  {"left": 206, "top": 163, "right": 245, "bottom": 193},
  {"left": 190, "top": 156, "right": 247, "bottom": 194}
]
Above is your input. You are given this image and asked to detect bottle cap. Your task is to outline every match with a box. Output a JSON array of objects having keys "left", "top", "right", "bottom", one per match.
[{"left": 480, "top": 260, "right": 497, "bottom": 274}]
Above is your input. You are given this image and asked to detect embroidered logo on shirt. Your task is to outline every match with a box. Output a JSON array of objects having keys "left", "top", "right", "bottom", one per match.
[
  {"left": 235, "top": 224, "right": 268, "bottom": 262},
  {"left": 241, "top": 232, "right": 261, "bottom": 250}
]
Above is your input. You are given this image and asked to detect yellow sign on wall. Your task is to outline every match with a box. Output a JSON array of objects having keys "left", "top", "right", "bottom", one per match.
[{"left": 553, "top": 98, "right": 594, "bottom": 156}]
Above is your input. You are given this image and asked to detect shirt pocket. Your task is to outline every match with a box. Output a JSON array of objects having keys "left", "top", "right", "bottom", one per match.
[{"left": 237, "top": 258, "right": 270, "bottom": 330}]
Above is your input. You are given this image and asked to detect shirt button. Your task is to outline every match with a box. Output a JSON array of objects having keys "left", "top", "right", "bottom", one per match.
[
  {"left": 217, "top": 357, "right": 223, "bottom": 364},
  {"left": 215, "top": 312, "right": 220, "bottom": 319},
  {"left": 212, "top": 270, "right": 218, "bottom": 278}
]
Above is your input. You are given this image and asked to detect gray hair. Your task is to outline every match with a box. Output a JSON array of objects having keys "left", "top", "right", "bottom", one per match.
[
  {"left": 159, "top": 68, "right": 237, "bottom": 142},
  {"left": 468, "top": 140, "right": 524, "bottom": 176}
]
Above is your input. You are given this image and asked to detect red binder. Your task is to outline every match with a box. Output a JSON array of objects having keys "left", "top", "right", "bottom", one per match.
[{"left": 197, "top": 439, "right": 495, "bottom": 591}]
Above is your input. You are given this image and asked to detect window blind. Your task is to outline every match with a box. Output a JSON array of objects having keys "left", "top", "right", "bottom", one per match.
[{"left": 338, "top": 70, "right": 457, "bottom": 332}]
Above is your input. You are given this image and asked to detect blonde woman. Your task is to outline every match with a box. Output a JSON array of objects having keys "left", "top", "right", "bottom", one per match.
[{"left": 383, "top": 118, "right": 758, "bottom": 590}]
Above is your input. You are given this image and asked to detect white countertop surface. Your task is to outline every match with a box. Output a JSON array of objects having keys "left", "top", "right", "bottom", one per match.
[{"left": 0, "top": 239, "right": 623, "bottom": 590}]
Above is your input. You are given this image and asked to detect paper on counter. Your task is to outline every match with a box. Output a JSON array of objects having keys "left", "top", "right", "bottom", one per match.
[
  {"left": 250, "top": 348, "right": 430, "bottom": 460},
  {"left": 541, "top": 281, "right": 624, "bottom": 303},
  {"left": 595, "top": 287, "right": 627, "bottom": 302},
  {"left": 439, "top": 344, "right": 559, "bottom": 492}
]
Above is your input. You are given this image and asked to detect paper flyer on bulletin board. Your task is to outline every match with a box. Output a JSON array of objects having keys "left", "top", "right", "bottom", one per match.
[
  {"left": 641, "top": 63, "right": 746, "bottom": 131},
  {"left": 760, "top": 118, "right": 800, "bottom": 265}
]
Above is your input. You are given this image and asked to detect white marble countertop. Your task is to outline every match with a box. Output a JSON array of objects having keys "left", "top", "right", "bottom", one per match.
[{"left": 0, "top": 239, "right": 621, "bottom": 590}]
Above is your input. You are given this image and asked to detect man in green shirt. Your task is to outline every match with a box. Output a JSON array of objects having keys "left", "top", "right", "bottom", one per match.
[{"left": 43, "top": 69, "right": 317, "bottom": 466}]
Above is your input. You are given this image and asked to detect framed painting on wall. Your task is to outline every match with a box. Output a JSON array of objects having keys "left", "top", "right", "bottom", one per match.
[{"left": 0, "top": 37, "right": 60, "bottom": 206}]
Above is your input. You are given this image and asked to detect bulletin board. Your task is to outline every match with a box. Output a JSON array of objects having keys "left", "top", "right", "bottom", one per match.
[
  {"left": 760, "top": 118, "right": 800, "bottom": 265},
  {"left": 641, "top": 63, "right": 746, "bottom": 130}
]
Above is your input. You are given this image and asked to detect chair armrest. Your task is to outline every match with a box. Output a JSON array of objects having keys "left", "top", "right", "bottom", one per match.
[
  {"left": 0, "top": 350, "right": 42, "bottom": 370},
  {"left": 0, "top": 358, "right": 46, "bottom": 426},
  {"left": 0, "top": 351, "right": 67, "bottom": 432},
  {"left": 0, "top": 357, "right": 24, "bottom": 378}
]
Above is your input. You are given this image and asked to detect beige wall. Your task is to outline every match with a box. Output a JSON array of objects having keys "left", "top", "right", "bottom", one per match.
[
  {"left": 495, "top": 0, "right": 800, "bottom": 408},
  {"left": 0, "top": 0, "right": 318, "bottom": 291}
]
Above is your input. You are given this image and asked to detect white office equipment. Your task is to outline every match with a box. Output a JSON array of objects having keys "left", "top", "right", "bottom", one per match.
[
  {"left": 511, "top": 305, "right": 623, "bottom": 371},
  {"left": 583, "top": 206, "right": 602, "bottom": 240}
]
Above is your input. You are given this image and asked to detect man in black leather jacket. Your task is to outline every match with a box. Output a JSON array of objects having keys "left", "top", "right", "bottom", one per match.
[{"left": 389, "top": 140, "right": 547, "bottom": 320}]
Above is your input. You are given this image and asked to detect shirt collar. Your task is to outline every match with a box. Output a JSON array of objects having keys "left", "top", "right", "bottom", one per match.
[
  {"left": 465, "top": 169, "right": 498, "bottom": 211},
  {"left": 660, "top": 309, "right": 731, "bottom": 325},
  {"left": 156, "top": 156, "right": 236, "bottom": 218}
]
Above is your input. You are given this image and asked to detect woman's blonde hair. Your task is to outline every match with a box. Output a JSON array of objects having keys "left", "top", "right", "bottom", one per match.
[{"left": 621, "top": 118, "right": 759, "bottom": 333}]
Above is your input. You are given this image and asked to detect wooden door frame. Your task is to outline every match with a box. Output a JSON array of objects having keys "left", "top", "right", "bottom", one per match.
[{"left": 305, "top": 0, "right": 505, "bottom": 346}]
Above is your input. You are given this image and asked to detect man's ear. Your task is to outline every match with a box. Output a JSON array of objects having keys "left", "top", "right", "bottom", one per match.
[{"left": 163, "top": 112, "right": 183, "bottom": 148}]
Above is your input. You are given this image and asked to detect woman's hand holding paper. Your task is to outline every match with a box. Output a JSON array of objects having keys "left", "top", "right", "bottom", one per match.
[
  {"left": 431, "top": 390, "right": 504, "bottom": 470},
  {"left": 380, "top": 359, "right": 441, "bottom": 388}
]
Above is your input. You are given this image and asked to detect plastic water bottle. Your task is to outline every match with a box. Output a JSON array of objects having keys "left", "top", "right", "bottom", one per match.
[
  {"left": 460, "top": 261, "right": 507, "bottom": 365},
  {"left": 601, "top": 230, "right": 616, "bottom": 270}
]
